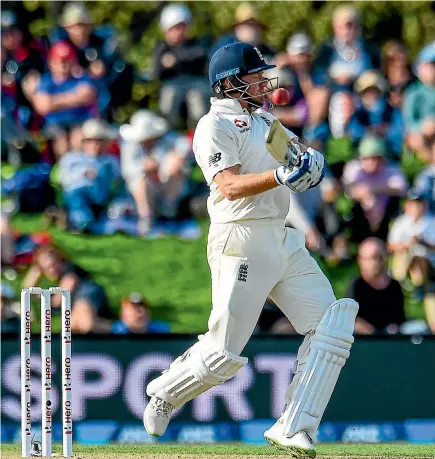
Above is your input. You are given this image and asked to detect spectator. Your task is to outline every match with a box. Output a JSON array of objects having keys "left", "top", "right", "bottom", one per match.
[
  {"left": 388, "top": 190, "right": 435, "bottom": 303},
  {"left": 120, "top": 109, "right": 192, "bottom": 234},
  {"left": 59, "top": 118, "right": 128, "bottom": 233},
  {"left": 0, "top": 282, "right": 20, "bottom": 334},
  {"left": 268, "top": 66, "right": 308, "bottom": 138},
  {"left": 1, "top": 215, "right": 15, "bottom": 267},
  {"left": 328, "top": 90, "right": 355, "bottom": 139},
  {"left": 275, "top": 32, "right": 315, "bottom": 98},
  {"left": 28, "top": 41, "right": 97, "bottom": 131},
  {"left": 1, "top": 9, "right": 46, "bottom": 129},
  {"left": 285, "top": 173, "right": 344, "bottom": 260},
  {"left": 413, "top": 118, "right": 435, "bottom": 212},
  {"left": 404, "top": 42, "right": 435, "bottom": 163},
  {"left": 304, "top": 86, "right": 331, "bottom": 150},
  {"left": 1, "top": 161, "right": 55, "bottom": 213},
  {"left": 286, "top": 186, "right": 325, "bottom": 253},
  {"left": 342, "top": 135, "right": 408, "bottom": 243},
  {"left": 153, "top": 4, "right": 209, "bottom": 129},
  {"left": 23, "top": 244, "right": 112, "bottom": 334},
  {"left": 313, "top": 4, "right": 380, "bottom": 87},
  {"left": 382, "top": 40, "right": 416, "bottom": 109},
  {"left": 348, "top": 70, "right": 404, "bottom": 159},
  {"left": 347, "top": 238, "right": 406, "bottom": 334},
  {"left": 51, "top": 2, "right": 133, "bottom": 115},
  {"left": 1, "top": 97, "right": 42, "bottom": 165},
  {"left": 112, "top": 293, "right": 170, "bottom": 334},
  {"left": 269, "top": 34, "right": 315, "bottom": 137},
  {"left": 209, "top": 3, "right": 275, "bottom": 62}
]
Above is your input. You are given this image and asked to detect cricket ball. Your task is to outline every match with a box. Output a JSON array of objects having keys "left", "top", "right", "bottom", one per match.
[{"left": 271, "top": 88, "right": 290, "bottom": 106}]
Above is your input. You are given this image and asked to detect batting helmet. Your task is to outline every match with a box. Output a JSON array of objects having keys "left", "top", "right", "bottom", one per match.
[{"left": 209, "top": 42, "right": 277, "bottom": 107}]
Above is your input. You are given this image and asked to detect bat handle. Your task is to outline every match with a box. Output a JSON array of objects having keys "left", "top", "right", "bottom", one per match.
[{"left": 288, "top": 141, "right": 307, "bottom": 168}]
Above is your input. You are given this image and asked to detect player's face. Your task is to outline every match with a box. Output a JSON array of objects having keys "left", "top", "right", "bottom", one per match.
[{"left": 241, "top": 71, "right": 270, "bottom": 103}]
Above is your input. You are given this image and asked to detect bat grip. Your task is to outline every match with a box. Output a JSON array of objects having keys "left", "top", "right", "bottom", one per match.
[{"left": 289, "top": 141, "right": 308, "bottom": 168}]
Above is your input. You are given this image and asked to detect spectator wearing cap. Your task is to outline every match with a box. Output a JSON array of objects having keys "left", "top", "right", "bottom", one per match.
[
  {"left": 313, "top": 4, "right": 380, "bottom": 87},
  {"left": 382, "top": 40, "right": 416, "bottom": 109},
  {"left": 388, "top": 190, "right": 435, "bottom": 327},
  {"left": 347, "top": 238, "right": 406, "bottom": 334},
  {"left": 59, "top": 118, "right": 124, "bottom": 233},
  {"left": 347, "top": 70, "right": 404, "bottom": 159},
  {"left": 413, "top": 118, "right": 435, "bottom": 212},
  {"left": 153, "top": 3, "right": 209, "bottom": 129},
  {"left": 112, "top": 293, "right": 170, "bottom": 334},
  {"left": 269, "top": 33, "right": 315, "bottom": 138},
  {"left": 1, "top": 9, "right": 46, "bottom": 128},
  {"left": 29, "top": 40, "right": 97, "bottom": 130},
  {"left": 120, "top": 109, "right": 192, "bottom": 234},
  {"left": 209, "top": 3, "right": 275, "bottom": 62},
  {"left": 342, "top": 135, "right": 408, "bottom": 243},
  {"left": 50, "top": 2, "right": 133, "bottom": 114},
  {"left": 404, "top": 42, "right": 435, "bottom": 163},
  {"left": 275, "top": 32, "right": 315, "bottom": 97}
]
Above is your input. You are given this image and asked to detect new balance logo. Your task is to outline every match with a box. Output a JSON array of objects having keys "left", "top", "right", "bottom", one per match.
[
  {"left": 208, "top": 152, "right": 222, "bottom": 167},
  {"left": 237, "top": 263, "right": 248, "bottom": 282},
  {"left": 261, "top": 116, "right": 272, "bottom": 126}
]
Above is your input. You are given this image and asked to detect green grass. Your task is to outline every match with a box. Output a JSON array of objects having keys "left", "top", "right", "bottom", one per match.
[
  {"left": 2, "top": 443, "right": 435, "bottom": 458},
  {"left": 9, "top": 209, "right": 426, "bottom": 333},
  {"left": 10, "top": 214, "right": 213, "bottom": 333}
]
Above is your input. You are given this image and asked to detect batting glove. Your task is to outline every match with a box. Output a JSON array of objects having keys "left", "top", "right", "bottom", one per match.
[{"left": 274, "top": 148, "right": 326, "bottom": 192}]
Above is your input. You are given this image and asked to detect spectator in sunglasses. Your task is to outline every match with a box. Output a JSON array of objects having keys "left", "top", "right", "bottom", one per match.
[{"left": 313, "top": 5, "right": 380, "bottom": 87}]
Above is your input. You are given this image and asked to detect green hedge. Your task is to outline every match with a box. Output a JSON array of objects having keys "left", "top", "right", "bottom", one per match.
[{"left": 10, "top": 213, "right": 426, "bottom": 334}]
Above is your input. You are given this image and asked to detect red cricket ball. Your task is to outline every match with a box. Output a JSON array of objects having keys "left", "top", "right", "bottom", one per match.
[{"left": 271, "top": 88, "right": 290, "bottom": 106}]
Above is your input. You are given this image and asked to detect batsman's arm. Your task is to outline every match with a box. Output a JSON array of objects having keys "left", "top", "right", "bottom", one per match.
[{"left": 214, "top": 165, "right": 278, "bottom": 201}]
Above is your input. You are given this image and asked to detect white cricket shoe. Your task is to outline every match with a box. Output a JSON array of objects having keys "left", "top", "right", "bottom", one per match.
[
  {"left": 143, "top": 396, "right": 175, "bottom": 437},
  {"left": 264, "top": 422, "right": 316, "bottom": 458}
]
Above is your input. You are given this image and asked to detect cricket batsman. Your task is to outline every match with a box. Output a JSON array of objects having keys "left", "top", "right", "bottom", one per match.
[{"left": 144, "top": 42, "right": 358, "bottom": 458}]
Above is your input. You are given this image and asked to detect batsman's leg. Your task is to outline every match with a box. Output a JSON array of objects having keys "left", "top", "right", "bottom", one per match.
[
  {"left": 267, "top": 246, "right": 358, "bottom": 457},
  {"left": 144, "top": 222, "right": 281, "bottom": 436}
]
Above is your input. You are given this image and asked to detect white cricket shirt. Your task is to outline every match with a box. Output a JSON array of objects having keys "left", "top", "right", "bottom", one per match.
[{"left": 193, "top": 98, "right": 295, "bottom": 224}]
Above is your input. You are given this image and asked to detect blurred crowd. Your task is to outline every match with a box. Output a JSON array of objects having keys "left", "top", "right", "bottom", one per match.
[{"left": 1, "top": 2, "right": 435, "bottom": 335}]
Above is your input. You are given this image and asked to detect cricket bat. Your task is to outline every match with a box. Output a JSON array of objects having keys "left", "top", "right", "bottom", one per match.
[
  {"left": 265, "top": 120, "right": 307, "bottom": 169},
  {"left": 214, "top": 120, "right": 308, "bottom": 204}
]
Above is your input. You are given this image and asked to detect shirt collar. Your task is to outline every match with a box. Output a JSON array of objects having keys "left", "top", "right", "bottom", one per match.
[{"left": 210, "top": 97, "right": 250, "bottom": 115}]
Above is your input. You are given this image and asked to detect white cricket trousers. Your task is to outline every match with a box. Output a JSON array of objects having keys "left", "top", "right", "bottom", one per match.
[{"left": 201, "top": 219, "right": 336, "bottom": 355}]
